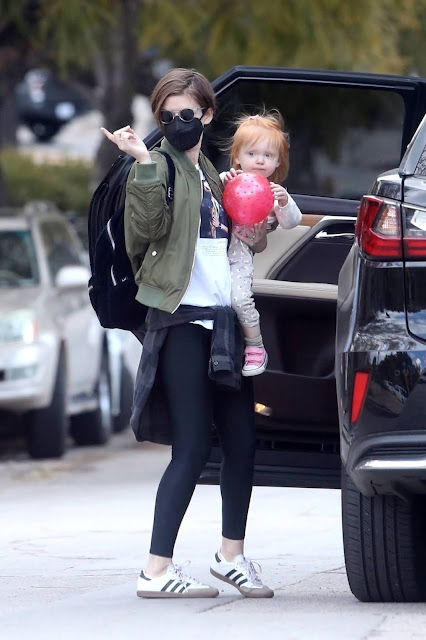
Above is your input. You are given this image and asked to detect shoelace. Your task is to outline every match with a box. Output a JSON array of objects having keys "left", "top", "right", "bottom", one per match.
[
  {"left": 171, "top": 561, "right": 201, "bottom": 586},
  {"left": 235, "top": 557, "right": 263, "bottom": 587}
]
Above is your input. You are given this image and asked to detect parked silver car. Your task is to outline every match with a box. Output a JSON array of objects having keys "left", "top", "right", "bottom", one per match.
[{"left": 0, "top": 201, "right": 133, "bottom": 459}]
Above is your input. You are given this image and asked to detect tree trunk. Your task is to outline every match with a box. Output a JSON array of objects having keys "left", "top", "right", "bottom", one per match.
[
  {"left": 0, "top": 6, "right": 38, "bottom": 204},
  {"left": 0, "top": 48, "right": 30, "bottom": 204},
  {"left": 94, "top": 0, "right": 141, "bottom": 184}
]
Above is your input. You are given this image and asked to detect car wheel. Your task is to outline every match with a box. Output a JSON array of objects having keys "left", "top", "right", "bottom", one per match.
[
  {"left": 26, "top": 351, "right": 67, "bottom": 459},
  {"left": 113, "top": 364, "right": 134, "bottom": 433},
  {"left": 341, "top": 466, "right": 426, "bottom": 602},
  {"left": 70, "top": 351, "right": 112, "bottom": 446}
]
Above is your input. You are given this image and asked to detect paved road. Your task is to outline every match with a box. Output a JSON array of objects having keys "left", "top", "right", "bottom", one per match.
[{"left": 1, "top": 430, "right": 426, "bottom": 640}]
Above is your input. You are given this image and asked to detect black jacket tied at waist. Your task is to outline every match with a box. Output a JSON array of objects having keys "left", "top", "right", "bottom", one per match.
[{"left": 130, "top": 305, "right": 244, "bottom": 444}]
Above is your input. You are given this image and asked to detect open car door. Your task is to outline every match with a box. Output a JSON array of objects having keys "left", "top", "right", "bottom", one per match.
[{"left": 144, "top": 66, "right": 426, "bottom": 489}]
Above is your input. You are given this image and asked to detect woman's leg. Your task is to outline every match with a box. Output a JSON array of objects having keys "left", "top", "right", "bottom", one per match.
[
  {"left": 146, "top": 323, "right": 214, "bottom": 573},
  {"left": 214, "top": 377, "right": 256, "bottom": 550},
  {"left": 210, "top": 385, "right": 274, "bottom": 597}
]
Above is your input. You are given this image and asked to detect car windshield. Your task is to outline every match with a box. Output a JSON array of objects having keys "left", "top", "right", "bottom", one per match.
[{"left": 0, "top": 230, "right": 40, "bottom": 287}]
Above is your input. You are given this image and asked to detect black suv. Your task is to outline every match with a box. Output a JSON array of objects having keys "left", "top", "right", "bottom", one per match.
[{"left": 143, "top": 67, "right": 426, "bottom": 602}]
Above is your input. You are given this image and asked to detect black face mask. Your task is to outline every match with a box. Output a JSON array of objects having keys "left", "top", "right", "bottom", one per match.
[{"left": 163, "top": 116, "right": 204, "bottom": 151}]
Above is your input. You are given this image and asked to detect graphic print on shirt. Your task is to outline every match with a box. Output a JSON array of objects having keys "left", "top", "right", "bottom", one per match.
[
  {"left": 180, "top": 169, "right": 232, "bottom": 317},
  {"left": 200, "top": 180, "right": 228, "bottom": 239}
]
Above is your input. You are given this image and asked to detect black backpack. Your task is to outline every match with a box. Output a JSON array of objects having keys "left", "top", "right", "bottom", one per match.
[{"left": 88, "top": 150, "right": 175, "bottom": 331}]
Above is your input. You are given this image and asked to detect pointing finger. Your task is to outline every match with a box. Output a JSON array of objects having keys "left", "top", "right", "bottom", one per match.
[{"left": 100, "top": 127, "right": 115, "bottom": 141}]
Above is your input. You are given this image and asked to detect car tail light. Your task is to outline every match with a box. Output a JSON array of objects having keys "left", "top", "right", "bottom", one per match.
[
  {"left": 355, "top": 196, "right": 402, "bottom": 259},
  {"left": 402, "top": 205, "right": 426, "bottom": 259},
  {"left": 351, "top": 371, "right": 370, "bottom": 423}
]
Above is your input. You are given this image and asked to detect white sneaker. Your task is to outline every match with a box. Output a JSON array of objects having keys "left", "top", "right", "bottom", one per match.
[
  {"left": 210, "top": 551, "right": 274, "bottom": 598},
  {"left": 137, "top": 562, "right": 219, "bottom": 599}
]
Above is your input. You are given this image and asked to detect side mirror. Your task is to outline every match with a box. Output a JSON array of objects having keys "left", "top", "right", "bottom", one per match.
[{"left": 55, "top": 265, "right": 90, "bottom": 289}]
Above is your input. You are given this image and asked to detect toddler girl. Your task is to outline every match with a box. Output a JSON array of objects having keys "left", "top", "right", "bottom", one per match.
[{"left": 223, "top": 111, "right": 302, "bottom": 376}]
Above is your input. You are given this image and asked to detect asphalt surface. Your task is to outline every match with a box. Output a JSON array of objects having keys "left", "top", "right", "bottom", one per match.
[{"left": 2, "top": 429, "right": 426, "bottom": 639}]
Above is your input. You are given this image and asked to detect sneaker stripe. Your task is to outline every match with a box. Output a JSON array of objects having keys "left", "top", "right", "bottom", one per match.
[
  {"left": 232, "top": 572, "right": 244, "bottom": 583},
  {"left": 178, "top": 585, "right": 187, "bottom": 593},
  {"left": 226, "top": 569, "right": 237, "bottom": 579},
  {"left": 170, "top": 581, "right": 183, "bottom": 592},
  {"left": 238, "top": 578, "right": 249, "bottom": 586},
  {"left": 215, "top": 552, "right": 221, "bottom": 563},
  {"left": 161, "top": 579, "right": 175, "bottom": 592}
]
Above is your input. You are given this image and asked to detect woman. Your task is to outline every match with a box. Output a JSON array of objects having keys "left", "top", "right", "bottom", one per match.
[{"left": 101, "top": 68, "right": 273, "bottom": 599}]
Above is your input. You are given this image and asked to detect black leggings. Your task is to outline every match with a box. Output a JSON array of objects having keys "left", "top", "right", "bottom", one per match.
[{"left": 149, "top": 322, "right": 256, "bottom": 558}]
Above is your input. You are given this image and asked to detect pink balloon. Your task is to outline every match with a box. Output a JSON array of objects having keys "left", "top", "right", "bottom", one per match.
[{"left": 223, "top": 172, "right": 274, "bottom": 225}]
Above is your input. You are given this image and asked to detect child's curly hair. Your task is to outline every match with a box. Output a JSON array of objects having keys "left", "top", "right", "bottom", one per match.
[{"left": 228, "top": 109, "right": 290, "bottom": 184}]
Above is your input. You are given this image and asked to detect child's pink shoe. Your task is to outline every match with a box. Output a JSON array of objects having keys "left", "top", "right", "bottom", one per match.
[{"left": 242, "top": 346, "right": 268, "bottom": 377}]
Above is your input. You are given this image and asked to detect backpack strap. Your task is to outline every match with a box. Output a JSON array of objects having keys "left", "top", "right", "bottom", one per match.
[{"left": 157, "top": 150, "right": 175, "bottom": 205}]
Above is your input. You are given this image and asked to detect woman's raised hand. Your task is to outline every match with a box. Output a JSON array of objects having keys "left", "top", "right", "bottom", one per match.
[{"left": 100, "top": 125, "right": 151, "bottom": 164}]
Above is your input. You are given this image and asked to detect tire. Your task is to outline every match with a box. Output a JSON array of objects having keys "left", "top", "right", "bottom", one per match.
[
  {"left": 341, "top": 465, "right": 426, "bottom": 602},
  {"left": 70, "top": 352, "right": 112, "bottom": 446},
  {"left": 26, "top": 351, "right": 67, "bottom": 459},
  {"left": 113, "top": 364, "right": 134, "bottom": 433}
]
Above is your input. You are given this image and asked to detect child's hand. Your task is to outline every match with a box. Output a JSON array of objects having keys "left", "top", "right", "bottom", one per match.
[
  {"left": 222, "top": 168, "right": 243, "bottom": 184},
  {"left": 270, "top": 182, "right": 288, "bottom": 207},
  {"left": 233, "top": 219, "right": 267, "bottom": 247}
]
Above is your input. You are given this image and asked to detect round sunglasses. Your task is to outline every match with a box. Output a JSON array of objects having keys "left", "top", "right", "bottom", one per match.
[{"left": 160, "top": 107, "right": 206, "bottom": 125}]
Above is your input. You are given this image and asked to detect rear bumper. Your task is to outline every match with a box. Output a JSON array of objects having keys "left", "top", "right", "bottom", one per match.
[
  {"left": 0, "top": 341, "right": 57, "bottom": 412},
  {"left": 338, "top": 339, "right": 426, "bottom": 497},
  {"left": 345, "top": 431, "right": 426, "bottom": 497}
]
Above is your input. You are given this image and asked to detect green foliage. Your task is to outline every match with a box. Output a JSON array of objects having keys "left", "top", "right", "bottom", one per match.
[
  {"left": 2, "top": 0, "right": 423, "bottom": 78},
  {"left": 0, "top": 149, "right": 93, "bottom": 214},
  {"left": 37, "top": 0, "right": 114, "bottom": 71},
  {"left": 142, "top": 0, "right": 420, "bottom": 78},
  {"left": 400, "top": 0, "right": 426, "bottom": 76},
  {"left": 0, "top": 0, "right": 29, "bottom": 28}
]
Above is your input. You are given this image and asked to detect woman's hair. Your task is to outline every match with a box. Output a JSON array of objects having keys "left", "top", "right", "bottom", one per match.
[
  {"left": 229, "top": 109, "right": 290, "bottom": 184},
  {"left": 151, "top": 68, "right": 216, "bottom": 127}
]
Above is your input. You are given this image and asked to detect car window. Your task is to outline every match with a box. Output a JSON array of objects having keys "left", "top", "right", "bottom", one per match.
[
  {"left": 0, "top": 230, "right": 40, "bottom": 287},
  {"left": 39, "top": 221, "right": 82, "bottom": 280},
  {"left": 275, "top": 222, "right": 355, "bottom": 285},
  {"left": 204, "top": 81, "right": 405, "bottom": 200},
  {"left": 414, "top": 145, "right": 426, "bottom": 176}
]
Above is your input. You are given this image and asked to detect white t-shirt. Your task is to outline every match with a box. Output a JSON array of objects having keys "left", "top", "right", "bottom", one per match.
[{"left": 180, "top": 165, "right": 232, "bottom": 329}]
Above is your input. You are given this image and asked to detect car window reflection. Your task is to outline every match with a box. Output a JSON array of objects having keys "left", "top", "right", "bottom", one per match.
[{"left": 0, "top": 230, "right": 40, "bottom": 287}]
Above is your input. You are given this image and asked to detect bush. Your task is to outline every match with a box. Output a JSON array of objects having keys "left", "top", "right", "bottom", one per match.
[{"left": 0, "top": 149, "right": 94, "bottom": 215}]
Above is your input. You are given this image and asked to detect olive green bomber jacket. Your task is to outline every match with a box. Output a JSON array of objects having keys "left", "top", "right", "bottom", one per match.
[{"left": 124, "top": 138, "right": 224, "bottom": 314}]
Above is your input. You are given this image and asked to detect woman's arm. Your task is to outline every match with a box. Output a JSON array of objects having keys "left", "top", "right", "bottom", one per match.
[
  {"left": 126, "top": 157, "right": 172, "bottom": 243},
  {"left": 101, "top": 124, "right": 172, "bottom": 244},
  {"left": 123, "top": 157, "right": 172, "bottom": 275}
]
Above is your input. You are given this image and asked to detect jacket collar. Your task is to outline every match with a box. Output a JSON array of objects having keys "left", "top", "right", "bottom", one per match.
[{"left": 160, "top": 138, "right": 199, "bottom": 172}]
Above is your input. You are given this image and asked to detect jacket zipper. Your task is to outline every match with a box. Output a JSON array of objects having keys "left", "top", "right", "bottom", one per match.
[{"left": 171, "top": 171, "right": 203, "bottom": 313}]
